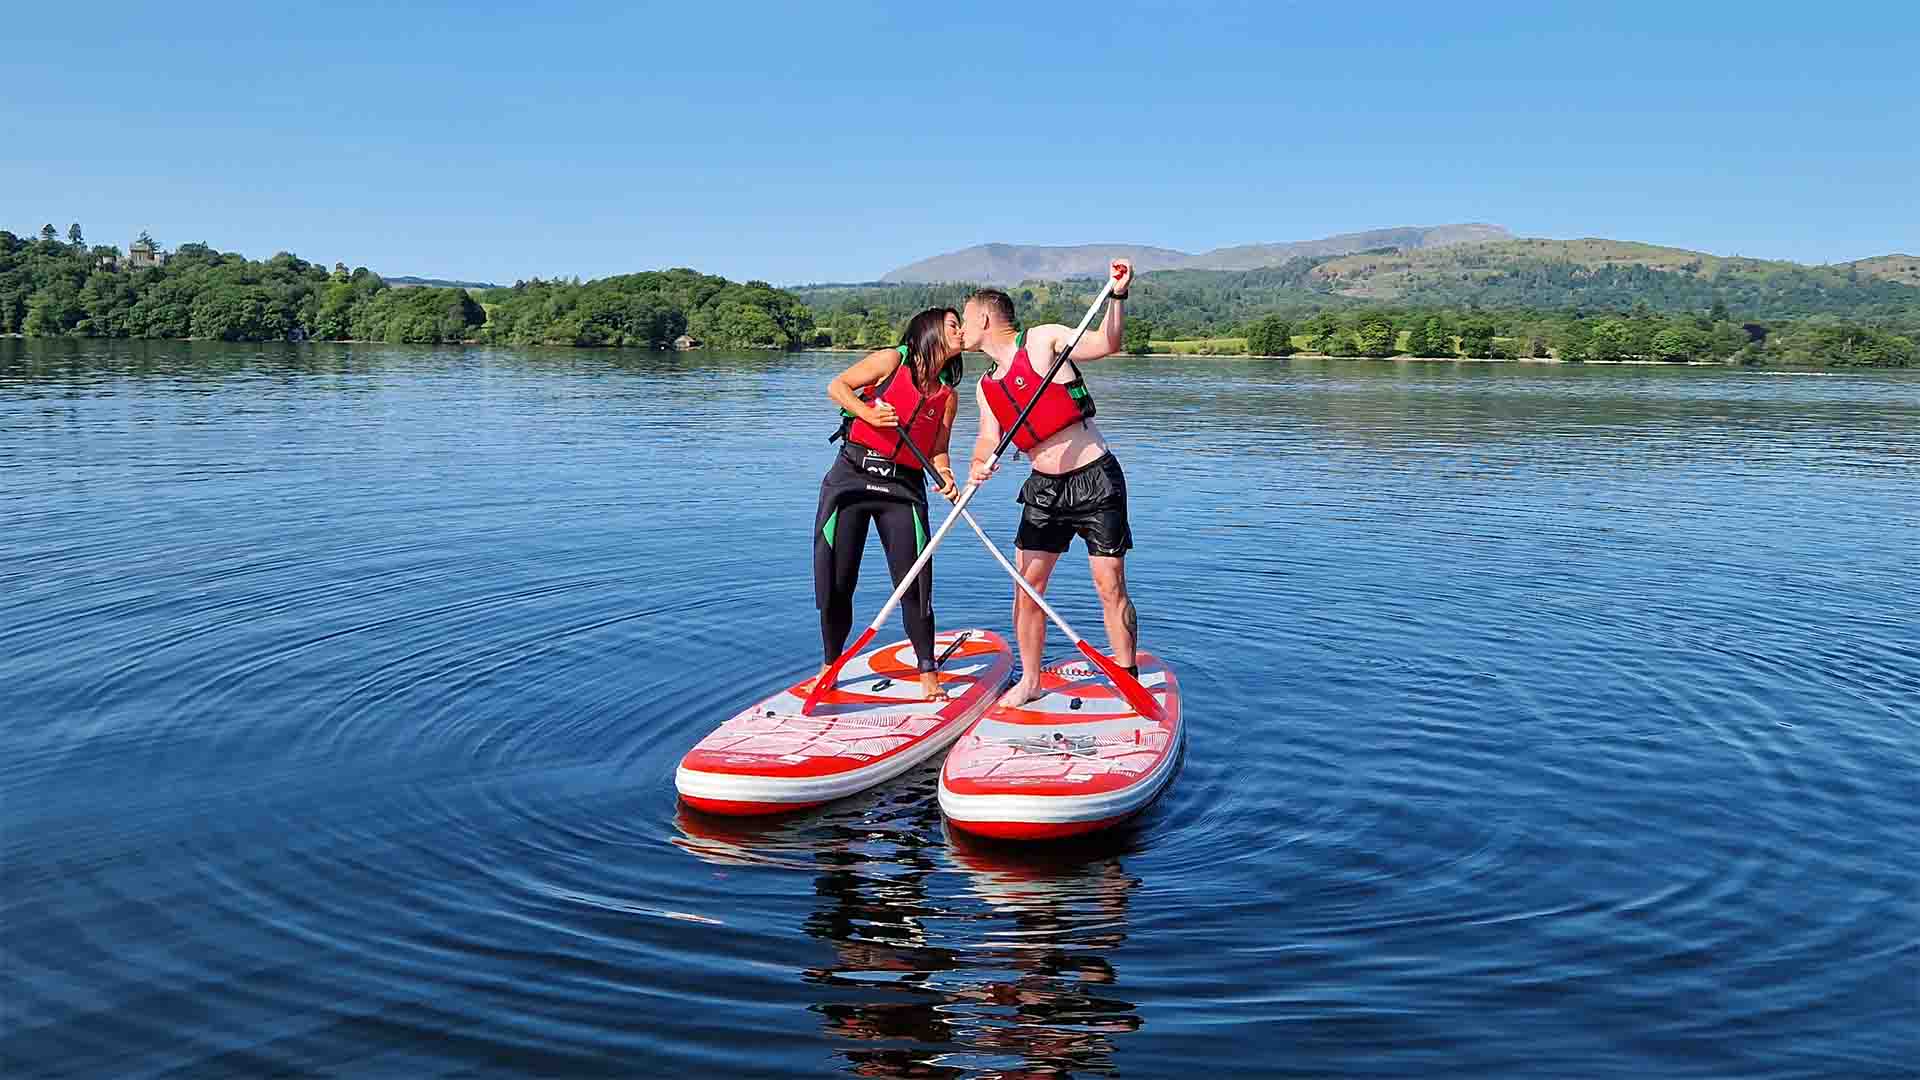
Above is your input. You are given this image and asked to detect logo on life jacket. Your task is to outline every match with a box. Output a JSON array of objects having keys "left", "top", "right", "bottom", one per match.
[{"left": 1013, "top": 376, "right": 1027, "bottom": 389}]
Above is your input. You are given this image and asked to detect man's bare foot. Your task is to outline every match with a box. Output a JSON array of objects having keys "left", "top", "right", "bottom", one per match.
[
  {"left": 997, "top": 675, "right": 1042, "bottom": 708},
  {"left": 797, "top": 665, "right": 830, "bottom": 694},
  {"left": 919, "top": 671, "right": 948, "bottom": 700}
]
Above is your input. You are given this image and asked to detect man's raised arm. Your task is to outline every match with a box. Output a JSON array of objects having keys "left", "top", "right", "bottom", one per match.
[{"left": 1048, "top": 259, "right": 1133, "bottom": 364}]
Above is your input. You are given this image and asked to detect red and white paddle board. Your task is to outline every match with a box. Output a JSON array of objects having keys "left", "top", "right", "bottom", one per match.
[
  {"left": 677, "top": 629, "right": 1013, "bottom": 816},
  {"left": 939, "top": 651, "right": 1182, "bottom": 841}
]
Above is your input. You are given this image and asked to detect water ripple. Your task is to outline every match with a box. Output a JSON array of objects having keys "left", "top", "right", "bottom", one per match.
[{"left": 2, "top": 342, "right": 1916, "bottom": 1077}]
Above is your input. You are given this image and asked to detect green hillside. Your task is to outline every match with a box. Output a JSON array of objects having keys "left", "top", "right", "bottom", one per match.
[
  {"left": 1309, "top": 239, "right": 1920, "bottom": 319},
  {"left": 817, "top": 238, "right": 1920, "bottom": 343}
]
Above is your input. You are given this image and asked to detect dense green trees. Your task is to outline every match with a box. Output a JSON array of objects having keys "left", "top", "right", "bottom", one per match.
[
  {"left": 475, "top": 270, "right": 811, "bottom": 349},
  {"left": 1355, "top": 316, "right": 1396, "bottom": 358},
  {"left": 1124, "top": 318, "right": 1153, "bottom": 355},
  {"left": 1457, "top": 317, "right": 1497, "bottom": 358},
  {"left": 1758, "top": 320, "right": 1915, "bottom": 367},
  {"left": 0, "top": 228, "right": 486, "bottom": 342},
  {"left": 2, "top": 227, "right": 814, "bottom": 349},
  {"left": 795, "top": 281, "right": 970, "bottom": 349},
  {"left": 1408, "top": 315, "right": 1452, "bottom": 357},
  {"left": 1245, "top": 315, "right": 1293, "bottom": 356}
]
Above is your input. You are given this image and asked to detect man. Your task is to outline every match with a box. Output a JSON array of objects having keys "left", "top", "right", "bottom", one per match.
[{"left": 962, "top": 260, "right": 1139, "bottom": 706}]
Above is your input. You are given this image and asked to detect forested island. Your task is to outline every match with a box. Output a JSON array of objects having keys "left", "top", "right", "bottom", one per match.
[
  {"left": 4, "top": 224, "right": 1914, "bottom": 366},
  {"left": 0, "top": 227, "right": 814, "bottom": 350}
]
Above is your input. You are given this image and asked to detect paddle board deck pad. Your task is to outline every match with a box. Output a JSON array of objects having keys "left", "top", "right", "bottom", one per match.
[
  {"left": 939, "top": 651, "right": 1181, "bottom": 841},
  {"left": 677, "top": 629, "right": 1013, "bottom": 815}
]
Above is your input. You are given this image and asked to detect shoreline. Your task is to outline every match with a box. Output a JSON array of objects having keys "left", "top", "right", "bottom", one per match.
[
  {"left": 799, "top": 345, "right": 1726, "bottom": 366},
  {"left": 0, "top": 336, "right": 1893, "bottom": 370}
]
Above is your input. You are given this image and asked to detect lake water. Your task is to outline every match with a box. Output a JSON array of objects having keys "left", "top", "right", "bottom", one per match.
[{"left": 2, "top": 339, "right": 1916, "bottom": 1077}]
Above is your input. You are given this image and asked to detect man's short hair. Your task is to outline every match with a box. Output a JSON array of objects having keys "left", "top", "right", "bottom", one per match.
[{"left": 967, "top": 289, "right": 1016, "bottom": 329}]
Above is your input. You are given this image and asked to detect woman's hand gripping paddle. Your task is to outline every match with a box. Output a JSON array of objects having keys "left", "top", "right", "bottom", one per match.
[
  {"left": 888, "top": 394, "right": 1164, "bottom": 723},
  {"left": 800, "top": 268, "right": 1123, "bottom": 716}
]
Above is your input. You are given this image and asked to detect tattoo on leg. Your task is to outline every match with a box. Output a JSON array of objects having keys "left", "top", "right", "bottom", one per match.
[{"left": 1122, "top": 598, "right": 1138, "bottom": 636}]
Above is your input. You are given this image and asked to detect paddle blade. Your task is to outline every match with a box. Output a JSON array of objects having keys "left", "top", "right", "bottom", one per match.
[
  {"left": 1075, "top": 640, "right": 1163, "bottom": 723},
  {"left": 801, "top": 626, "right": 875, "bottom": 715}
]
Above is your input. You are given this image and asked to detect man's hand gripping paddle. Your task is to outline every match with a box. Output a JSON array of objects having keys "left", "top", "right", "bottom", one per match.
[{"left": 801, "top": 265, "right": 1131, "bottom": 716}]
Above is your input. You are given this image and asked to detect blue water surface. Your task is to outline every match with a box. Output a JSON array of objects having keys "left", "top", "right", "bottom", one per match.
[{"left": 2, "top": 340, "right": 1916, "bottom": 1077}]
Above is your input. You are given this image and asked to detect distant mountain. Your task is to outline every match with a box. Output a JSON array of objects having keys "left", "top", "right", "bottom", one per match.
[
  {"left": 385, "top": 275, "right": 502, "bottom": 290},
  {"left": 1179, "top": 223, "right": 1513, "bottom": 272},
  {"left": 878, "top": 224, "right": 1511, "bottom": 283},
  {"left": 879, "top": 243, "right": 1193, "bottom": 285},
  {"left": 810, "top": 237, "right": 1920, "bottom": 341}
]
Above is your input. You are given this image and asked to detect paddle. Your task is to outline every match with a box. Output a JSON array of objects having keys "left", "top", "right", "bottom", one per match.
[
  {"left": 887, "top": 396, "right": 1164, "bottom": 723},
  {"left": 800, "top": 268, "right": 1122, "bottom": 716}
]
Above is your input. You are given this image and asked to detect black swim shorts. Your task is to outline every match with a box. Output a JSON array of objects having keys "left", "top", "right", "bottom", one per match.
[{"left": 1014, "top": 452, "right": 1133, "bottom": 557}]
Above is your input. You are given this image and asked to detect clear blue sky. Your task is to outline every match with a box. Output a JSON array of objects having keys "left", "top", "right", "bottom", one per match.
[{"left": 5, "top": 1, "right": 1915, "bottom": 284}]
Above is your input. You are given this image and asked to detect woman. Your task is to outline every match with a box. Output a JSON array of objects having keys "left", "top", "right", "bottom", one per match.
[{"left": 811, "top": 307, "right": 964, "bottom": 700}]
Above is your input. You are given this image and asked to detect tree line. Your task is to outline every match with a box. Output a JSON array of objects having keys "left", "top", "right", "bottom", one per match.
[
  {"left": 475, "top": 271, "right": 812, "bottom": 348},
  {"left": 7, "top": 223, "right": 1911, "bottom": 366},
  {"left": 1, "top": 227, "right": 814, "bottom": 349},
  {"left": 1, "top": 228, "right": 482, "bottom": 344},
  {"left": 1231, "top": 307, "right": 1914, "bottom": 366},
  {"left": 793, "top": 275, "right": 1914, "bottom": 366}
]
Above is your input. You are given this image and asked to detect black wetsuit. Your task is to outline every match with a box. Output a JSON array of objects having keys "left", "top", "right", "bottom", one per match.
[{"left": 813, "top": 441, "right": 936, "bottom": 672}]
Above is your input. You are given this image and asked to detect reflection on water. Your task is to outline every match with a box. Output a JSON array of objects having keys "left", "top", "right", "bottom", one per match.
[
  {"left": 675, "top": 787, "right": 1148, "bottom": 1079},
  {"left": 4, "top": 341, "right": 1917, "bottom": 1077}
]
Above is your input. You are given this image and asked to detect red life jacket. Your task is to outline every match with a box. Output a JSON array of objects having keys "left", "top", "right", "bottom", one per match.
[
  {"left": 983, "top": 330, "right": 1097, "bottom": 452},
  {"left": 846, "top": 346, "right": 953, "bottom": 469}
]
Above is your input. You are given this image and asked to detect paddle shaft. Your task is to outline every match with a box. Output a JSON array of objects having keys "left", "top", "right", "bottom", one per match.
[
  {"left": 858, "top": 276, "right": 1116, "bottom": 634},
  {"left": 890, "top": 423, "right": 1081, "bottom": 642}
]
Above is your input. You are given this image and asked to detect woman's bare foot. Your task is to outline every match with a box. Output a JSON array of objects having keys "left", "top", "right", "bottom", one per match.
[
  {"left": 996, "top": 674, "right": 1042, "bottom": 708},
  {"left": 919, "top": 671, "right": 948, "bottom": 700},
  {"left": 797, "top": 664, "right": 830, "bottom": 694}
]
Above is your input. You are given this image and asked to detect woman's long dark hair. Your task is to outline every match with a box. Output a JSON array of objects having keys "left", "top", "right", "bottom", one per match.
[{"left": 900, "top": 307, "right": 960, "bottom": 393}]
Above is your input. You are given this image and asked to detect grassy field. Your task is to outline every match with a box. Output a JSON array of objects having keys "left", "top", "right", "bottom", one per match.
[
  {"left": 1147, "top": 333, "right": 1535, "bottom": 358},
  {"left": 1148, "top": 337, "right": 1249, "bottom": 354}
]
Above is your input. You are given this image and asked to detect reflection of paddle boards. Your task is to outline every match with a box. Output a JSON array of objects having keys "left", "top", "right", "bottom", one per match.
[
  {"left": 939, "top": 651, "right": 1181, "bottom": 841},
  {"left": 677, "top": 629, "right": 1012, "bottom": 815}
]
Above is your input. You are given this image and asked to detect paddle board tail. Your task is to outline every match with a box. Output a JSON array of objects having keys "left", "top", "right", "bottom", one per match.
[
  {"left": 678, "top": 629, "right": 1013, "bottom": 816},
  {"left": 940, "top": 652, "right": 1182, "bottom": 841}
]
